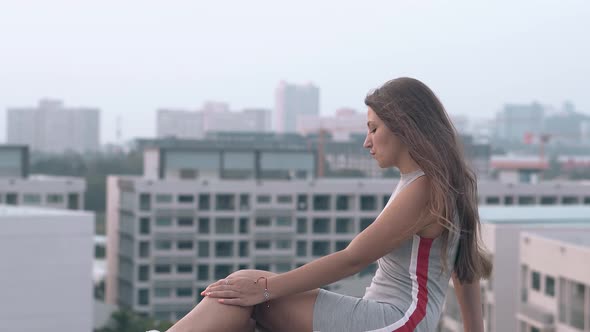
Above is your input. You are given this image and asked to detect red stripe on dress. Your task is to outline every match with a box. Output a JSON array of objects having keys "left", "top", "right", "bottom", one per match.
[{"left": 393, "top": 237, "right": 433, "bottom": 332}]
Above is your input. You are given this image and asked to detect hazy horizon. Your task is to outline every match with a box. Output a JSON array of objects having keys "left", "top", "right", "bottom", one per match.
[{"left": 1, "top": 0, "right": 589, "bottom": 144}]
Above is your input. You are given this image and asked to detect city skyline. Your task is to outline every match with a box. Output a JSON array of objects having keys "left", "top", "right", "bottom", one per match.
[{"left": 1, "top": 1, "right": 589, "bottom": 143}]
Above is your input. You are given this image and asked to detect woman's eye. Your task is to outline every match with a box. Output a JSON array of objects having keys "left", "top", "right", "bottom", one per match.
[{"left": 371, "top": 128, "right": 377, "bottom": 133}]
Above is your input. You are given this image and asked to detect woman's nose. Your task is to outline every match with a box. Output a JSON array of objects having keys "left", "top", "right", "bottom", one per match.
[{"left": 363, "top": 136, "right": 371, "bottom": 149}]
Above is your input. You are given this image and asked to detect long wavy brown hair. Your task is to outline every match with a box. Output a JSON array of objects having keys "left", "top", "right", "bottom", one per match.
[{"left": 365, "top": 77, "right": 492, "bottom": 283}]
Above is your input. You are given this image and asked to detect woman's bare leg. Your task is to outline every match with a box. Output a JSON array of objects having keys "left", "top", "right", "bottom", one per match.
[{"left": 166, "top": 269, "right": 319, "bottom": 332}]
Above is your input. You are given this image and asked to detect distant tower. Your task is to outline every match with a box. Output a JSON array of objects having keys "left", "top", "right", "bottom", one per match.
[
  {"left": 274, "top": 81, "right": 320, "bottom": 133},
  {"left": 116, "top": 115, "right": 122, "bottom": 145}
]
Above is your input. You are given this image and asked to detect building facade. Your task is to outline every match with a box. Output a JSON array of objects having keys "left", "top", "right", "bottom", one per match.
[
  {"left": 275, "top": 81, "right": 319, "bottom": 133},
  {"left": 0, "top": 205, "right": 94, "bottom": 331},
  {"left": 439, "top": 206, "right": 590, "bottom": 332},
  {"left": 518, "top": 229, "right": 590, "bottom": 332},
  {"left": 6, "top": 99, "right": 100, "bottom": 154},
  {"left": 0, "top": 145, "right": 85, "bottom": 210}
]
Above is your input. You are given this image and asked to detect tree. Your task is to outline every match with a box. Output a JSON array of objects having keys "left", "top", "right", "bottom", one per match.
[{"left": 95, "top": 309, "right": 173, "bottom": 332}]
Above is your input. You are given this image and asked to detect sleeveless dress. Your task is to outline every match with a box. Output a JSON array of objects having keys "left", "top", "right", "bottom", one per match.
[{"left": 312, "top": 169, "right": 460, "bottom": 332}]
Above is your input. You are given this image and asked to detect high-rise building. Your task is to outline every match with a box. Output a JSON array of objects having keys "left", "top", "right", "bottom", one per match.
[
  {"left": 275, "top": 81, "right": 319, "bottom": 133},
  {"left": 493, "top": 103, "right": 545, "bottom": 143},
  {"left": 0, "top": 145, "right": 85, "bottom": 210},
  {"left": 6, "top": 99, "right": 100, "bottom": 154},
  {"left": 157, "top": 103, "right": 271, "bottom": 139},
  {"left": 0, "top": 205, "right": 94, "bottom": 331}
]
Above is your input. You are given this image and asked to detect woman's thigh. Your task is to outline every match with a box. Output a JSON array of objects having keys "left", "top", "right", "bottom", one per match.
[{"left": 228, "top": 269, "right": 319, "bottom": 332}]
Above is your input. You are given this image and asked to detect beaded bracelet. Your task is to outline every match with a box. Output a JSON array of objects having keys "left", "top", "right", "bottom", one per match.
[{"left": 254, "top": 276, "right": 270, "bottom": 308}]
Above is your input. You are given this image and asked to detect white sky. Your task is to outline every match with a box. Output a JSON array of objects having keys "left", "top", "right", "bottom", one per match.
[{"left": 1, "top": 0, "right": 589, "bottom": 143}]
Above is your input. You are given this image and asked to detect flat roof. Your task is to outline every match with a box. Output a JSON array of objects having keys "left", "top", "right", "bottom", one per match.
[
  {"left": 479, "top": 206, "right": 590, "bottom": 225},
  {"left": 0, "top": 205, "right": 91, "bottom": 217},
  {"left": 524, "top": 229, "right": 590, "bottom": 248}
]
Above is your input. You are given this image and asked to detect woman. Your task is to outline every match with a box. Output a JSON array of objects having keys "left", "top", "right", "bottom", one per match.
[{"left": 165, "top": 77, "right": 492, "bottom": 332}]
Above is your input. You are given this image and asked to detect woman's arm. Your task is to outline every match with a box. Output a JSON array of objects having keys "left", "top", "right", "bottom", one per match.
[
  {"left": 204, "top": 177, "right": 432, "bottom": 305},
  {"left": 451, "top": 273, "right": 484, "bottom": 332}
]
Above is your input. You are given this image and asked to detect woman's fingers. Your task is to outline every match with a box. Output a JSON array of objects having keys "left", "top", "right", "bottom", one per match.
[{"left": 205, "top": 290, "right": 239, "bottom": 298}]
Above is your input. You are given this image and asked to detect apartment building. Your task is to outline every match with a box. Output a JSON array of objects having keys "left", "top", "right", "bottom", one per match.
[
  {"left": 439, "top": 206, "right": 590, "bottom": 332},
  {"left": 105, "top": 143, "right": 393, "bottom": 320},
  {"left": 518, "top": 229, "right": 590, "bottom": 332},
  {"left": 0, "top": 145, "right": 85, "bottom": 210},
  {"left": 6, "top": 98, "right": 100, "bottom": 154},
  {"left": 0, "top": 205, "right": 94, "bottom": 331}
]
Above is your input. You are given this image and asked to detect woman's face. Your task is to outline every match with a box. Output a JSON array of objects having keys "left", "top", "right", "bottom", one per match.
[{"left": 363, "top": 107, "right": 406, "bottom": 168}]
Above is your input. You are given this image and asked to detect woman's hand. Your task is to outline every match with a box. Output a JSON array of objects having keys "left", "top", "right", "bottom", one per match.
[{"left": 201, "top": 277, "right": 268, "bottom": 306}]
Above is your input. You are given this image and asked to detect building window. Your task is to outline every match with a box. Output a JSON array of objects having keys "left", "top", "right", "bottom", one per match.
[
  {"left": 521, "top": 264, "right": 528, "bottom": 303},
  {"left": 255, "top": 217, "right": 271, "bottom": 227},
  {"left": 239, "top": 241, "right": 249, "bottom": 257},
  {"left": 155, "top": 264, "right": 171, "bottom": 274},
  {"left": 155, "top": 240, "right": 172, "bottom": 250},
  {"left": 530, "top": 327, "right": 540, "bottom": 332},
  {"left": 67, "top": 193, "right": 79, "bottom": 210},
  {"left": 139, "top": 193, "right": 151, "bottom": 210},
  {"left": 155, "top": 194, "right": 172, "bottom": 203},
  {"left": 297, "top": 194, "right": 308, "bottom": 210},
  {"left": 335, "top": 218, "right": 353, "bottom": 234},
  {"left": 198, "top": 218, "right": 210, "bottom": 234},
  {"left": 313, "top": 218, "right": 330, "bottom": 234},
  {"left": 156, "top": 216, "right": 172, "bottom": 226},
  {"left": 255, "top": 241, "right": 271, "bottom": 249},
  {"left": 545, "top": 275, "right": 555, "bottom": 297},
  {"left": 297, "top": 241, "right": 307, "bottom": 257},
  {"left": 540, "top": 196, "right": 557, "bottom": 205},
  {"left": 255, "top": 264, "right": 270, "bottom": 271},
  {"left": 215, "top": 218, "right": 234, "bottom": 234},
  {"left": 277, "top": 195, "right": 292, "bottom": 203},
  {"left": 297, "top": 218, "right": 307, "bottom": 234},
  {"left": 177, "top": 264, "right": 193, "bottom": 274},
  {"left": 139, "top": 218, "right": 150, "bottom": 234},
  {"left": 360, "top": 218, "right": 373, "bottom": 232},
  {"left": 198, "top": 241, "right": 210, "bottom": 257},
  {"left": 216, "top": 194, "right": 235, "bottom": 210},
  {"left": 239, "top": 217, "right": 249, "bottom": 233},
  {"left": 531, "top": 270, "right": 541, "bottom": 291},
  {"left": 177, "top": 217, "right": 194, "bottom": 227},
  {"left": 138, "top": 289, "right": 149, "bottom": 305},
  {"left": 313, "top": 195, "right": 330, "bottom": 211},
  {"left": 47, "top": 193, "right": 64, "bottom": 204},
  {"left": 504, "top": 196, "right": 514, "bottom": 205},
  {"left": 178, "top": 194, "right": 194, "bottom": 203},
  {"left": 336, "top": 195, "right": 350, "bottom": 211},
  {"left": 518, "top": 196, "right": 535, "bottom": 205},
  {"left": 139, "top": 241, "right": 150, "bottom": 257},
  {"left": 276, "top": 240, "right": 291, "bottom": 249},
  {"left": 198, "top": 194, "right": 210, "bottom": 210},
  {"left": 257, "top": 195, "right": 271, "bottom": 203},
  {"left": 154, "top": 288, "right": 170, "bottom": 298},
  {"left": 562, "top": 196, "right": 579, "bottom": 205},
  {"left": 197, "top": 265, "right": 209, "bottom": 281},
  {"left": 215, "top": 241, "right": 233, "bottom": 257},
  {"left": 276, "top": 216, "right": 292, "bottom": 227},
  {"left": 177, "top": 240, "right": 194, "bottom": 250},
  {"left": 138, "top": 265, "right": 149, "bottom": 281},
  {"left": 485, "top": 196, "right": 500, "bottom": 205},
  {"left": 360, "top": 195, "right": 377, "bottom": 210},
  {"left": 214, "top": 265, "right": 232, "bottom": 280},
  {"left": 5, "top": 193, "right": 17, "bottom": 205},
  {"left": 569, "top": 281, "right": 585, "bottom": 329},
  {"left": 559, "top": 278, "right": 566, "bottom": 323},
  {"left": 23, "top": 193, "right": 41, "bottom": 205},
  {"left": 276, "top": 263, "right": 291, "bottom": 272},
  {"left": 312, "top": 241, "right": 330, "bottom": 256},
  {"left": 176, "top": 287, "right": 193, "bottom": 297},
  {"left": 584, "top": 196, "right": 590, "bottom": 205},
  {"left": 239, "top": 194, "right": 249, "bottom": 210}
]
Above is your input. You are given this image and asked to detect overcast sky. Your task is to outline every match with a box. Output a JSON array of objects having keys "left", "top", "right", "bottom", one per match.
[{"left": 1, "top": 0, "right": 588, "bottom": 144}]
